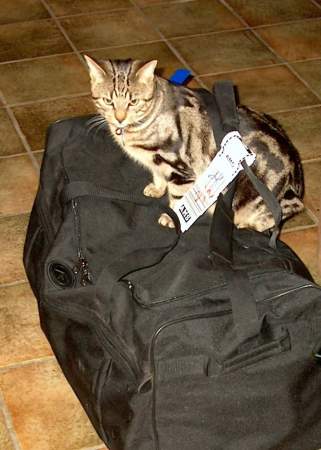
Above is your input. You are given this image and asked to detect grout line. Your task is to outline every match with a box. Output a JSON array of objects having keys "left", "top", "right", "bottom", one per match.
[
  {"left": 159, "top": 25, "right": 250, "bottom": 40},
  {"left": 265, "top": 103, "right": 321, "bottom": 115},
  {"left": 0, "top": 90, "right": 40, "bottom": 172},
  {"left": 40, "top": 0, "right": 89, "bottom": 71},
  {"left": 8, "top": 91, "right": 91, "bottom": 108},
  {"left": 164, "top": 16, "right": 321, "bottom": 39},
  {"left": 78, "top": 445, "right": 108, "bottom": 450},
  {"left": 282, "top": 223, "right": 318, "bottom": 234},
  {"left": 31, "top": 149, "right": 44, "bottom": 154},
  {"left": 306, "top": 206, "right": 320, "bottom": 224},
  {"left": 198, "top": 61, "right": 286, "bottom": 78},
  {"left": 302, "top": 156, "right": 321, "bottom": 164},
  {"left": 250, "top": 15, "right": 321, "bottom": 30},
  {"left": 0, "top": 51, "right": 75, "bottom": 66},
  {"left": 301, "top": 156, "right": 321, "bottom": 164},
  {"left": 0, "top": 149, "right": 45, "bottom": 160},
  {"left": 0, "top": 356, "right": 55, "bottom": 374},
  {"left": 0, "top": 392, "right": 23, "bottom": 450},
  {"left": 219, "top": 0, "right": 321, "bottom": 103},
  {"left": 0, "top": 280, "right": 28, "bottom": 289},
  {"left": 310, "top": 0, "right": 321, "bottom": 11},
  {"left": 0, "top": 151, "right": 29, "bottom": 160},
  {"left": 128, "top": 0, "right": 208, "bottom": 88},
  {"left": 0, "top": 210, "right": 30, "bottom": 219},
  {"left": 0, "top": 150, "right": 34, "bottom": 160},
  {"left": 77, "top": 38, "right": 166, "bottom": 53},
  {"left": 57, "top": 6, "right": 132, "bottom": 19},
  {"left": 307, "top": 209, "right": 319, "bottom": 225}
]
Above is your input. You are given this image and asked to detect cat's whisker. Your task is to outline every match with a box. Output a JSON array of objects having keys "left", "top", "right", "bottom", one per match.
[
  {"left": 87, "top": 117, "right": 105, "bottom": 127},
  {"left": 86, "top": 115, "right": 103, "bottom": 127},
  {"left": 96, "top": 122, "right": 108, "bottom": 135},
  {"left": 87, "top": 118, "right": 107, "bottom": 134}
]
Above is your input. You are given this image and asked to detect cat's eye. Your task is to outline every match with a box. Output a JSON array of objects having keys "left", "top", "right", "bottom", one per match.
[
  {"left": 103, "top": 97, "right": 113, "bottom": 105},
  {"left": 129, "top": 98, "right": 139, "bottom": 106}
]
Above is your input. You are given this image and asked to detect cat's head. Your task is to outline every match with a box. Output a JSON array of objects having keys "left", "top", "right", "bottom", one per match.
[{"left": 84, "top": 55, "right": 158, "bottom": 129}]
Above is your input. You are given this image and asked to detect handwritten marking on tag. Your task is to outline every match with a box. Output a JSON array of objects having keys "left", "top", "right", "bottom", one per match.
[{"left": 174, "top": 131, "right": 255, "bottom": 232}]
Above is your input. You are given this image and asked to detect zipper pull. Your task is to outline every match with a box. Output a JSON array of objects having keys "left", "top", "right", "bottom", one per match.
[{"left": 73, "top": 257, "right": 93, "bottom": 286}]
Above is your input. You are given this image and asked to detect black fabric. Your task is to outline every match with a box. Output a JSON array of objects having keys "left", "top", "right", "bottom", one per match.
[
  {"left": 208, "top": 81, "right": 282, "bottom": 263},
  {"left": 23, "top": 85, "right": 321, "bottom": 450}
]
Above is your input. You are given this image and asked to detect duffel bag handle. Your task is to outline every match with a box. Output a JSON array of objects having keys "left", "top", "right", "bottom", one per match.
[
  {"left": 207, "top": 81, "right": 283, "bottom": 343},
  {"left": 208, "top": 81, "right": 282, "bottom": 265}
]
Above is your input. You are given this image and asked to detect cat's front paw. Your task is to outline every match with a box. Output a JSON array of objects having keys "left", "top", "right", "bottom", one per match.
[
  {"left": 158, "top": 213, "right": 175, "bottom": 228},
  {"left": 143, "top": 183, "right": 166, "bottom": 198}
]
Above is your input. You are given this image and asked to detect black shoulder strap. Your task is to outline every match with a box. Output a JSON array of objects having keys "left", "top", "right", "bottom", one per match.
[
  {"left": 204, "top": 81, "right": 284, "bottom": 343},
  {"left": 206, "top": 81, "right": 282, "bottom": 264}
]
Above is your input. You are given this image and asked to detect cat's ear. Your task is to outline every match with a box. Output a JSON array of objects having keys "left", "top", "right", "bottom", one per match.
[
  {"left": 83, "top": 55, "right": 106, "bottom": 84},
  {"left": 135, "top": 60, "right": 158, "bottom": 85}
]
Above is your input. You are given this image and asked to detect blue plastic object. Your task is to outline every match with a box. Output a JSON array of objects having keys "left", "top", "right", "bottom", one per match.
[{"left": 169, "top": 68, "right": 192, "bottom": 86}]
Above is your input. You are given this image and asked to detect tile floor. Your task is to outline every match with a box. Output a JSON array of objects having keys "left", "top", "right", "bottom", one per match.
[{"left": 1, "top": 0, "right": 321, "bottom": 449}]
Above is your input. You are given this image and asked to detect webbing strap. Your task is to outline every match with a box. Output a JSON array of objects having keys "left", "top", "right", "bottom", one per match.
[
  {"left": 207, "top": 81, "right": 268, "bottom": 342},
  {"left": 207, "top": 81, "right": 239, "bottom": 264},
  {"left": 208, "top": 81, "right": 282, "bottom": 265},
  {"left": 224, "top": 270, "right": 262, "bottom": 341}
]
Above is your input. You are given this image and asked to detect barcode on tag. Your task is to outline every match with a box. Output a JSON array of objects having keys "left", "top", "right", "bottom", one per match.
[{"left": 173, "top": 131, "right": 255, "bottom": 232}]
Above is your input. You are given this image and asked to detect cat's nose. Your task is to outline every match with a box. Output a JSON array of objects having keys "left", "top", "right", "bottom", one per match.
[{"left": 115, "top": 110, "right": 126, "bottom": 123}]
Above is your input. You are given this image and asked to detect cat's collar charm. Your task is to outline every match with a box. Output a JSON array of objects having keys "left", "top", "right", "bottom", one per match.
[{"left": 116, "top": 127, "right": 125, "bottom": 145}]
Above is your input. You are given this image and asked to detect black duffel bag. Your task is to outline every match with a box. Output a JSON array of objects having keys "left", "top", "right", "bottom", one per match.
[{"left": 23, "top": 82, "right": 321, "bottom": 450}]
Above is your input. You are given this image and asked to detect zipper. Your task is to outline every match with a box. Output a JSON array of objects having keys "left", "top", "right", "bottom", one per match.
[
  {"left": 149, "top": 283, "right": 316, "bottom": 364},
  {"left": 128, "top": 270, "right": 316, "bottom": 308},
  {"left": 149, "top": 283, "right": 318, "bottom": 449},
  {"left": 38, "top": 204, "right": 55, "bottom": 242},
  {"left": 71, "top": 199, "right": 93, "bottom": 287}
]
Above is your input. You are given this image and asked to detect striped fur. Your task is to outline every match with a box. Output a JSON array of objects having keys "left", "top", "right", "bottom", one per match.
[{"left": 84, "top": 56, "right": 304, "bottom": 231}]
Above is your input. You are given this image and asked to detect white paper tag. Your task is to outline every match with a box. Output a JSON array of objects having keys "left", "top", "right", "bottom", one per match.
[{"left": 173, "top": 131, "right": 256, "bottom": 232}]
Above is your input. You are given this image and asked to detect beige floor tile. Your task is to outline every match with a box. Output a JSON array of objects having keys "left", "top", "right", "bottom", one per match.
[
  {"left": 87, "top": 41, "right": 183, "bottom": 79},
  {"left": 0, "top": 361, "right": 102, "bottom": 450},
  {"left": 201, "top": 66, "right": 320, "bottom": 112},
  {"left": 0, "top": 109, "right": 25, "bottom": 157},
  {"left": 0, "top": 283, "right": 52, "bottom": 367},
  {"left": 281, "top": 227, "right": 320, "bottom": 284},
  {"left": 273, "top": 106, "right": 321, "bottom": 161},
  {"left": 0, "top": 156, "right": 38, "bottom": 216},
  {"left": 171, "top": 30, "right": 278, "bottom": 75},
  {"left": 142, "top": 0, "right": 243, "bottom": 38},
  {"left": 47, "top": 0, "right": 131, "bottom": 16},
  {"left": 60, "top": 10, "right": 158, "bottom": 51},
  {"left": 0, "top": 0, "right": 49, "bottom": 25},
  {"left": 225, "top": 0, "right": 321, "bottom": 27},
  {"left": 0, "top": 55, "right": 89, "bottom": 104},
  {"left": 0, "top": 409, "right": 15, "bottom": 450},
  {"left": 13, "top": 95, "right": 94, "bottom": 151},
  {"left": 257, "top": 20, "right": 321, "bottom": 62},
  {"left": 303, "top": 160, "right": 321, "bottom": 216},
  {"left": 0, "top": 214, "right": 29, "bottom": 285},
  {"left": 292, "top": 59, "right": 321, "bottom": 97},
  {"left": 0, "top": 19, "right": 72, "bottom": 63}
]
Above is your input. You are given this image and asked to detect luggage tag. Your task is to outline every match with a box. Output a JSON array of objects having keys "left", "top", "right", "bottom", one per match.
[{"left": 173, "top": 131, "right": 256, "bottom": 232}]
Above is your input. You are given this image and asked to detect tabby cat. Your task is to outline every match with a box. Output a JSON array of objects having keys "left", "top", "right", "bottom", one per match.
[{"left": 84, "top": 55, "right": 304, "bottom": 231}]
